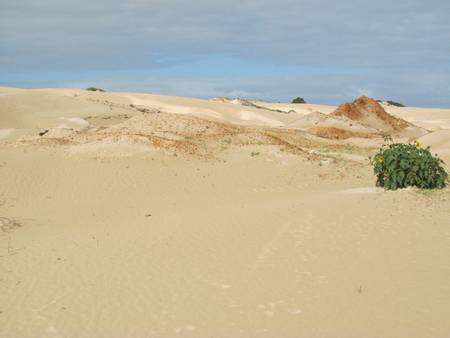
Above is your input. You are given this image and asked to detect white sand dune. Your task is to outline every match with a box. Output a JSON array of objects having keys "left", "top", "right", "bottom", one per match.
[
  {"left": 1, "top": 87, "right": 450, "bottom": 338},
  {"left": 418, "top": 129, "right": 450, "bottom": 163},
  {"left": 0, "top": 129, "right": 14, "bottom": 140},
  {"left": 383, "top": 105, "right": 450, "bottom": 130}
]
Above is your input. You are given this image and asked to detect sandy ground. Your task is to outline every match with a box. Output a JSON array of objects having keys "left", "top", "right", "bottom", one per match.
[{"left": 1, "top": 87, "right": 450, "bottom": 338}]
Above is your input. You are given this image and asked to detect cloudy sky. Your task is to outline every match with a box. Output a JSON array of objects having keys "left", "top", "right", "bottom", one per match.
[{"left": 1, "top": 0, "right": 450, "bottom": 107}]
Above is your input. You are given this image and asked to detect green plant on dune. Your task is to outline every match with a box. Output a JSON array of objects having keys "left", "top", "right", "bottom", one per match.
[
  {"left": 291, "top": 97, "right": 306, "bottom": 104},
  {"left": 370, "top": 140, "right": 448, "bottom": 190},
  {"left": 376, "top": 100, "right": 406, "bottom": 107},
  {"left": 386, "top": 100, "right": 405, "bottom": 107},
  {"left": 86, "top": 87, "right": 106, "bottom": 92}
]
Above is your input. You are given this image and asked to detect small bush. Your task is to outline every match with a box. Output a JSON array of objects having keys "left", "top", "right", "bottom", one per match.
[
  {"left": 370, "top": 141, "right": 448, "bottom": 190},
  {"left": 86, "top": 87, "right": 105, "bottom": 92},
  {"left": 386, "top": 100, "right": 405, "bottom": 107},
  {"left": 291, "top": 97, "right": 306, "bottom": 104}
]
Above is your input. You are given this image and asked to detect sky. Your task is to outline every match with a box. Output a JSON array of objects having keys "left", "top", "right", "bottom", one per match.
[{"left": 1, "top": 0, "right": 450, "bottom": 107}]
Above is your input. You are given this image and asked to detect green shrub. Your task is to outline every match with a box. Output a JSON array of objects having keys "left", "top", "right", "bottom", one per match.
[
  {"left": 291, "top": 97, "right": 306, "bottom": 104},
  {"left": 386, "top": 100, "right": 405, "bottom": 107},
  {"left": 370, "top": 141, "right": 448, "bottom": 190},
  {"left": 86, "top": 87, "right": 105, "bottom": 92}
]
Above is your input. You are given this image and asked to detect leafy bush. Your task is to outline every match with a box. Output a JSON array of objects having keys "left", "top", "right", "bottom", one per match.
[
  {"left": 86, "top": 87, "right": 105, "bottom": 92},
  {"left": 386, "top": 100, "right": 405, "bottom": 107},
  {"left": 371, "top": 141, "right": 448, "bottom": 190},
  {"left": 291, "top": 97, "right": 306, "bottom": 104}
]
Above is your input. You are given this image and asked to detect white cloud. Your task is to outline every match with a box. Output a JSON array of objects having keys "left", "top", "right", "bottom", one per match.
[{"left": 2, "top": 0, "right": 450, "bottom": 70}]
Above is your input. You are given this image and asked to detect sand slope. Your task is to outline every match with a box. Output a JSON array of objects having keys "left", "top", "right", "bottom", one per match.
[{"left": 418, "top": 129, "right": 450, "bottom": 164}]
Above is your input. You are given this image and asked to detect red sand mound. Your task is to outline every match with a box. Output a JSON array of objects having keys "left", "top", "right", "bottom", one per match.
[{"left": 331, "top": 96, "right": 409, "bottom": 132}]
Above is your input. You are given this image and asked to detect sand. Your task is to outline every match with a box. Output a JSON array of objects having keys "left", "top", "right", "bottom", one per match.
[{"left": 1, "top": 87, "right": 450, "bottom": 338}]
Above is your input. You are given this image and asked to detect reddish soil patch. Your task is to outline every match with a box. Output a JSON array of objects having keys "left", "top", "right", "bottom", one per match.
[
  {"left": 331, "top": 96, "right": 409, "bottom": 132},
  {"left": 308, "top": 127, "right": 375, "bottom": 140}
]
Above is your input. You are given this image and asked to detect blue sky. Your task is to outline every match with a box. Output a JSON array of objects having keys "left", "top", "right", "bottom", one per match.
[{"left": 1, "top": 0, "right": 450, "bottom": 107}]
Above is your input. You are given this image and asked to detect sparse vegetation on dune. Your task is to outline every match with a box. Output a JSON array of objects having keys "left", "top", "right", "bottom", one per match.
[
  {"left": 376, "top": 99, "right": 406, "bottom": 107},
  {"left": 86, "top": 87, "right": 106, "bottom": 92},
  {"left": 291, "top": 97, "right": 306, "bottom": 104},
  {"left": 386, "top": 100, "right": 405, "bottom": 107}
]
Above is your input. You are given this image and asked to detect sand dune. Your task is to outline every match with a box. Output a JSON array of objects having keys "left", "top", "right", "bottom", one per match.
[
  {"left": 418, "top": 129, "right": 450, "bottom": 163},
  {"left": 1, "top": 87, "right": 450, "bottom": 338}
]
